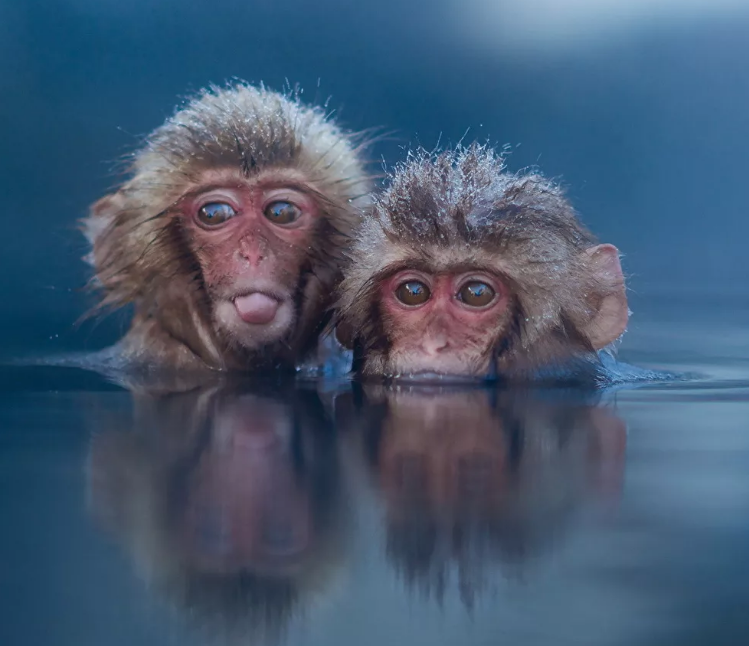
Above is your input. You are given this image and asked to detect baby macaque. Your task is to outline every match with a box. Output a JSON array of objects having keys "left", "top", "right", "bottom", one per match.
[
  {"left": 83, "top": 83, "right": 371, "bottom": 372},
  {"left": 336, "top": 144, "right": 628, "bottom": 384}
]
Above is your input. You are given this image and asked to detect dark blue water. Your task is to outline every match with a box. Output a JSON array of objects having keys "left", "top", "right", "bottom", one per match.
[{"left": 1, "top": 296, "right": 748, "bottom": 646}]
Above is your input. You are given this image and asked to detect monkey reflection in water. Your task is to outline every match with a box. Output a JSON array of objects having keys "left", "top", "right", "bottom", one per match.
[
  {"left": 86, "top": 384, "right": 344, "bottom": 643},
  {"left": 352, "top": 385, "right": 626, "bottom": 607}
]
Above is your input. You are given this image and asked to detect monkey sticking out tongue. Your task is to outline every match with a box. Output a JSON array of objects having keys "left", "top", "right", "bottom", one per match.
[
  {"left": 234, "top": 293, "right": 280, "bottom": 325},
  {"left": 82, "top": 82, "right": 372, "bottom": 373}
]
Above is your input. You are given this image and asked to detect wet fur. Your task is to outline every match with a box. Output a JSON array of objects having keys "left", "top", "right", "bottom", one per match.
[
  {"left": 83, "top": 82, "right": 372, "bottom": 372},
  {"left": 337, "top": 144, "right": 623, "bottom": 382}
]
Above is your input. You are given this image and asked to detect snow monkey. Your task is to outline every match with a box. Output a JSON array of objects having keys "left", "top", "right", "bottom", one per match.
[
  {"left": 335, "top": 144, "right": 628, "bottom": 385},
  {"left": 84, "top": 83, "right": 372, "bottom": 372}
]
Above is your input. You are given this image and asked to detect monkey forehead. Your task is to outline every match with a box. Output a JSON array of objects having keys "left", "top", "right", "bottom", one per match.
[
  {"left": 350, "top": 213, "right": 578, "bottom": 276},
  {"left": 131, "top": 83, "right": 371, "bottom": 208},
  {"left": 168, "top": 166, "right": 328, "bottom": 202},
  {"left": 365, "top": 242, "right": 517, "bottom": 277}
]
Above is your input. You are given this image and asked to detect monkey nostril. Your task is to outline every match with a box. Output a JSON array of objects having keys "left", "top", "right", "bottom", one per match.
[
  {"left": 238, "top": 241, "right": 266, "bottom": 266},
  {"left": 422, "top": 337, "right": 450, "bottom": 355}
]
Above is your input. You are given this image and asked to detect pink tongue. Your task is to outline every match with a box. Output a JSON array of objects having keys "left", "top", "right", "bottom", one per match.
[{"left": 234, "top": 293, "right": 280, "bottom": 324}]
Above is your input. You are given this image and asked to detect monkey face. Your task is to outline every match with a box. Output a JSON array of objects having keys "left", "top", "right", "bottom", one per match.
[
  {"left": 180, "top": 169, "right": 321, "bottom": 351},
  {"left": 337, "top": 144, "right": 630, "bottom": 384},
  {"left": 378, "top": 269, "right": 511, "bottom": 380},
  {"left": 84, "top": 83, "right": 373, "bottom": 371}
]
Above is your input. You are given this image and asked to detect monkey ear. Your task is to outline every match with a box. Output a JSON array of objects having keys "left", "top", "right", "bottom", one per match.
[
  {"left": 84, "top": 192, "right": 125, "bottom": 246},
  {"left": 583, "top": 244, "right": 629, "bottom": 349},
  {"left": 335, "top": 320, "right": 355, "bottom": 350},
  {"left": 82, "top": 192, "right": 126, "bottom": 260}
]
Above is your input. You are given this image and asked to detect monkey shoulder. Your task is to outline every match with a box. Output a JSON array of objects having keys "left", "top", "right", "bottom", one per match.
[
  {"left": 117, "top": 319, "right": 210, "bottom": 373},
  {"left": 592, "top": 352, "right": 682, "bottom": 390}
]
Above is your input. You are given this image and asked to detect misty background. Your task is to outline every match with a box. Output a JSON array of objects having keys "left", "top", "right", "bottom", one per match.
[{"left": 1, "top": 0, "right": 748, "bottom": 359}]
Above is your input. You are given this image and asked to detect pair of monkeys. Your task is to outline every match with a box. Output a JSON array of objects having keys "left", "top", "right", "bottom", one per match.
[{"left": 83, "top": 83, "right": 628, "bottom": 384}]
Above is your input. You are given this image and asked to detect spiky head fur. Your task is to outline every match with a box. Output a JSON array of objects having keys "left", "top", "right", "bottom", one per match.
[{"left": 337, "top": 143, "right": 619, "bottom": 379}]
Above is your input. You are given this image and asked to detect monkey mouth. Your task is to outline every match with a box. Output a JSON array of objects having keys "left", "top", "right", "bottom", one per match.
[{"left": 234, "top": 292, "right": 283, "bottom": 325}]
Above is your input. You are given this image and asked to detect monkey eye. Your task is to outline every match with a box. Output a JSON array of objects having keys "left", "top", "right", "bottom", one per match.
[
  {"left": 197, "top": 202, "right": 237, "bottom": 226},
  {"left": 394, "top": 280, "right": 431, "bottom": 306},
  {"left": 457, "top": 281, "right": 496, "bottom": 307},
  {"left": 264, "top": 200, "right": 302, "bottom": 226}
]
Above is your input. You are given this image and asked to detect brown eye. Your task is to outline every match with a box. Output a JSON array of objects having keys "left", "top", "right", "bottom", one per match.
[
  {"left": 395, "top": 281, "right": 431, "bottom": 306},
  {"left": 263, "top": 200, "right": 302, "bottom": 225},
  {"left": 197, "top": 202, "right": 236, "bottom": 226},
  {"left": 458, "top": 281, "right": 495, "bottom": 307}
]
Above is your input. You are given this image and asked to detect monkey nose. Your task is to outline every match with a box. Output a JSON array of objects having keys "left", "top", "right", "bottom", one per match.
[
  {"left": 421, "top": 335, "right": 450, "bottom": 355},
  {"left": 238, "top": 240, "right": 266, "bottom": 266}
]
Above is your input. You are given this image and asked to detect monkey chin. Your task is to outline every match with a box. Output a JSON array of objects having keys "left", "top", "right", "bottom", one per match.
[
  {"left": 386, "top": 371, "right": 493, "bottom": 386},
  {"left": 379, "top": 357, "right": 496, "bottom": 385},
  {"left": 213, "top": 298, "right": 296, "bottom": 350}
]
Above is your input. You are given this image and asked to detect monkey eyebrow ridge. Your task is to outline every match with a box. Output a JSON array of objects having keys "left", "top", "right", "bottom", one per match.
[{"left": 373, "top": 260, "right": 514, "bottom": 284}]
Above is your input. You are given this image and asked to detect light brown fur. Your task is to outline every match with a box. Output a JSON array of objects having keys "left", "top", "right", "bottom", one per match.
[
  {"left": 83, "top": 82, "right": 372, "bottom": 372},
  {"left": 336, "top": 144, "right": 628, "bottom": 381}
]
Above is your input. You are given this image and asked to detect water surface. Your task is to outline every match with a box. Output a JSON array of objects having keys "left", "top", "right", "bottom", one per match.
[{"left": 1, "top": 297, "right": 748, "bottom": 646}]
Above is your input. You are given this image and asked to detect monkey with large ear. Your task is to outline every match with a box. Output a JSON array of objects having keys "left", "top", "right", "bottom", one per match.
[
  {"left": 83, "top": 83, "right": 372, "bottom": 373},
  {"left": 335, "top": 144, "right": 629, "bottom": 385}
]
